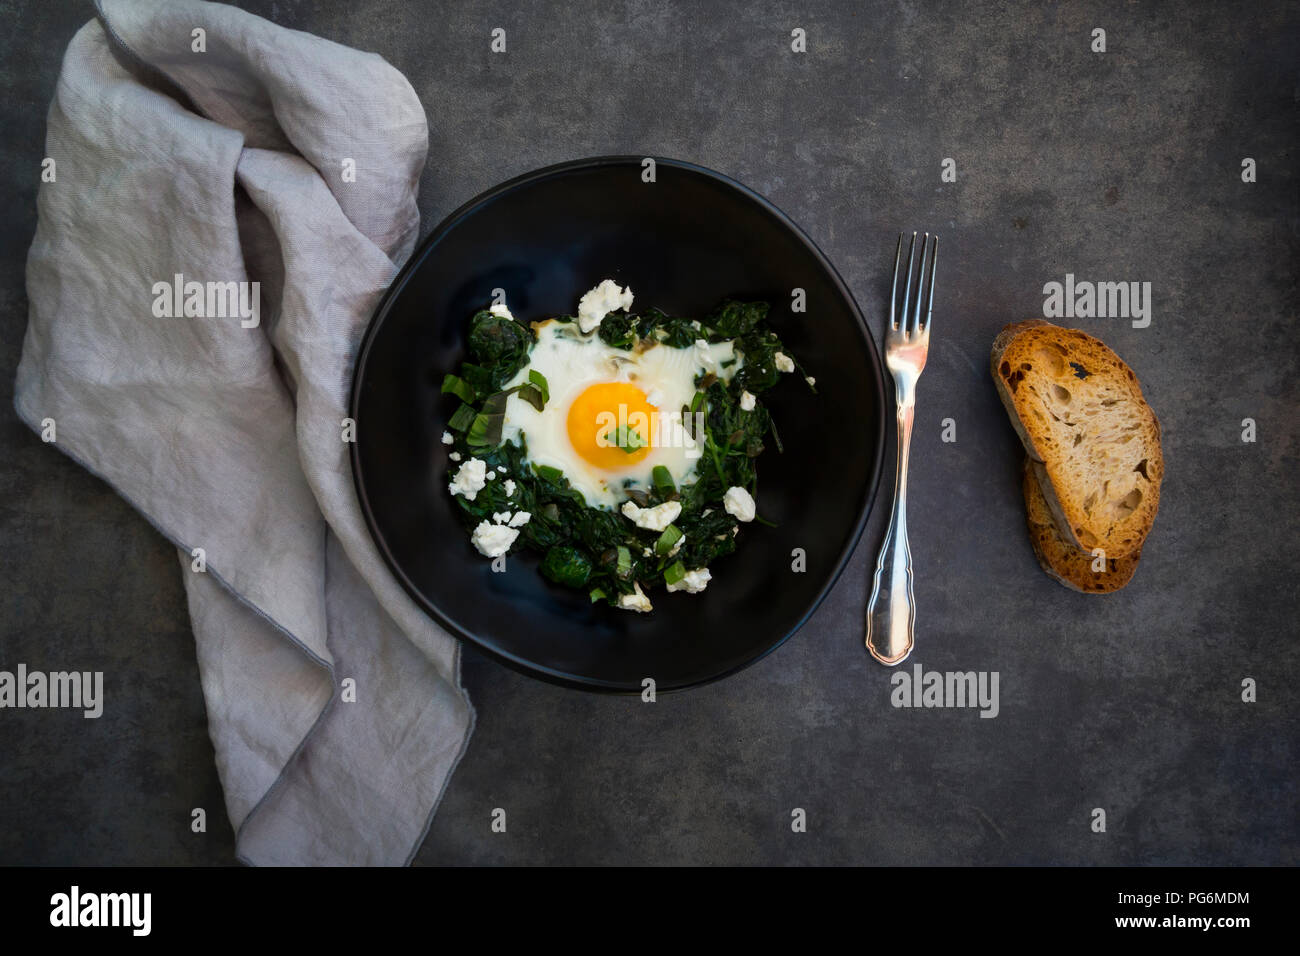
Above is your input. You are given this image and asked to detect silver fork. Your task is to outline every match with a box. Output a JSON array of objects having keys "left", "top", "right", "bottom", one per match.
[{"left": 866, "top": 232, "right": 938, "bottom": 665}]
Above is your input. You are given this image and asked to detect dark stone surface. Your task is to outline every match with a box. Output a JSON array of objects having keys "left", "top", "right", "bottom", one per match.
[{"left": 1, "top": 0, "right": 1295, "bottom": 865}]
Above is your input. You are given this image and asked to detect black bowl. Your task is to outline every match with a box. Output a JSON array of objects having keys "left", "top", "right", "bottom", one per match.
[{"left": 351, "top": 157, "right": 885, "bottom": 691}]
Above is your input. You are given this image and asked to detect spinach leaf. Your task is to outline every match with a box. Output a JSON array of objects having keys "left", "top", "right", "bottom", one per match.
[
  {"left": 597, "top": 313, "right": 637, "bottom": 350},
  {"left": 468, "top": 310, "right": 533, "bottom": 388},
  {"left": 540, "top": 544, "right": 593, "bottom": 587},
  {"left": 710, "top": 300, "right": 769, "bottom": 338}
]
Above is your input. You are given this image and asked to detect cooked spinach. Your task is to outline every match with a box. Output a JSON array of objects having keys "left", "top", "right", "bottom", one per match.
[
  {"left": 468, "top": 310, "right": 533, "bottom": 388},
  {"left": 440, "top": 295, "right": 810, "bottom": 608}
]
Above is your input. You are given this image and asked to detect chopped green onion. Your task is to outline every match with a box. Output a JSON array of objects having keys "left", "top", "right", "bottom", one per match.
[
  {"left": 689, "top": 390, "right": 706, "bottom": 414},
  {"left": 611, "top": 425, "right": 646, "bottom": 454},
  {"left": 664, "top": 561, "right": 686, "bottom": 585},
  {"left": 534, "top": 464, "right": 564, "bottom": 484},
  {"left": 589, "top": 587, "right": 606, "bottom": 603},
  {"left": 440, "top": 373, "right": 476, "bottom": 404},
  {"left": 467, "top": 390, "right": 512, "bottom": 447},
  {"left": 655, "top": 525, "right": 683, "bottom": 556},
  {"left": 616, "top": 545, "right": 632, "bottom": 578},
  {"left": 528, "top": 369, "right": 550, "bottom": 403},
  {"left": 651, "top": 465, "right": 675, "bottom": 497},
  {"left": 516, "top": 383, "right": 545, "bottom": 412},
  {"left": 447, "top": 402, "right": 477, "bottom": 432}
]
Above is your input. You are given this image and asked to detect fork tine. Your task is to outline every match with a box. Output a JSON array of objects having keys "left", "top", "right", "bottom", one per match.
[
  {"left": 911, "top": 232, "right": 930, "bottom": 332},
  {"left": 900, "top": 231, "right": 917, "bottom": 333},
  {"left": 923, "top": 235, "right": 938, "bottom": 331},
  {"left": 889, "top": 233, "right": 903, "bottom": 330}
]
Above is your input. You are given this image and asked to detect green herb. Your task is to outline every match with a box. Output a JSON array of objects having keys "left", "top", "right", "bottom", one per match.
[
  {"left": 655, "top": 525, "right": 683, "bottom": 556},
  {"left": 611, "top": 425, "right": 646, "bottom": 454},
  {"left": 459, "top": 362, "right": 494, "bottom": 397},
  {"left": 468, "top": 310, "right": 533, "bottom": 389},
  {"left": 540, "top": 544, "right": 593, "bottom": 587},
  {"left": 440, "top": 373, "right": 476, "bottom": 404},
  {"left": 652, "top": 465, "right": 676, "bottom": 498},
  {"left": 441, "top": 293, "right": 806, "bottom": 606},
  {"left": 528, "top": 369, "right": 550, "bottom": 404},
  {"left": 710, "top": 300, "right": 768, "bottom": 338},
  {"left": 596, "top": 313, "right": 637, "bottom": 350},
  {"left": 447, "top": 402, "right": 477, "bottom": 432},
  {"left": 516, "top": 383, "right": 545, "bottom": 412},
  {"left": 466, "top": 390, "right": 512, "bottom": 447}
]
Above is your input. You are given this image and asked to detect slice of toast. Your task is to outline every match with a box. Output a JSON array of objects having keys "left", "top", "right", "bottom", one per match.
[
  {"left": 1023, "top": 457, "right": 1141, "bottom": 592},
  {"left": 991, "top": 320, "right": 1163, "bottom": 558}
]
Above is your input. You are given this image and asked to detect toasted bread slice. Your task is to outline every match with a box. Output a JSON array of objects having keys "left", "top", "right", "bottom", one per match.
[
  {"left": 991, "top": 320, "right": 1162, "bottom": 558},
  {"left": 1022, "top": 458, "right": 1140, "bottom": 592}
]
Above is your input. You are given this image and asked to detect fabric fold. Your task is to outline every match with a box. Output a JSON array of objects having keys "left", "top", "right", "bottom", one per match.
[{"left": 16, "top": 0, "right": 473, "bottom": 865}]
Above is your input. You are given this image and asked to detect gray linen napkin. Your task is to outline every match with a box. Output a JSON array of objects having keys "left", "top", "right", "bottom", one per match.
[{"left": 15, "top": 0, "right": 474, "bottom": 865}]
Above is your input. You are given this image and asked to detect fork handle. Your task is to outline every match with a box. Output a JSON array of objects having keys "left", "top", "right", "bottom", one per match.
[{"left": 866, "top": 401, "right": 916, "bottom": 665}]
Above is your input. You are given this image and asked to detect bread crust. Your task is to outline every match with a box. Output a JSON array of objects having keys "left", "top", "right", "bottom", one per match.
[
  {"left": 990, "top": 320, "right": 1162, "bottom": 558},
  {"left": 1022, "top": 457, "right": 1140, "bottom": 593}
]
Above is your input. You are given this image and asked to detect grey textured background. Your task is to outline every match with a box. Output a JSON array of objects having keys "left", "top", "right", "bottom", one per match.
[{"left": 1, "top": 0, "right": 1296, "bottom": 865}]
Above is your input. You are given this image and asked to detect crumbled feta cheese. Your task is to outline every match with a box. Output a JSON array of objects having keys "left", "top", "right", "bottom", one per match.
[
  {"left": 723, "top": 485, "right": 756, "bottom": 522},
  {"left": 489, "top": 301, "right": 514, "bottom": 319},
  {"left": 690, "top": 320, "right": 702, "bottom": 331},
  {"left": 492, "top": 511, "right": 512, "bottom": 525},
  {"left": 739, "top": 390, "right": 756, "bottom": 411},
  {"left": 621, "top": 500, "right": 682, "bottom": 531},
  {"left": 471, "top": 520, "right": 518, "bottom": 557},
  {"left": 668, "top": 533, "right": 685, "bottom": 557},
  {"left": 485, "top": 471, "right": 496, "bottom": 481},
  {"left": 643, "top": 547, "right": 654, "bottom": 557},
  {"left": 503, "top": 478, "right": 516, "bottom": 497},
  {"left": 617, "top": 581, "right": 653, "bottom": 613},
  {"left": 577, "top": 279, "right": 633, "bottom": 333},
  {"left": 805, "top": 376, "right": 816, "bottom": 387},
  {"left": 508, "top": 511, "right": 531, "bottom": 528},
  {"left": 774, "top": 352, "right": 795, "bottom": 373},
  {"left": 667, "top": 567, "right": 711, "bottom": 594},
  {"left": 441, "top": 430, "right": 454, "bottom": 445},
  {"left": 449, "top": 451, "right": 461, "bottom": 462},
  {"left": 449, "top": 458, "right": 487, "bottom": 501}
]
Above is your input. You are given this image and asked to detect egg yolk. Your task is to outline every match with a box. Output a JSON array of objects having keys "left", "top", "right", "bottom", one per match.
[{"left": 567, "top": 382, "right": 658, "bottom": 469}]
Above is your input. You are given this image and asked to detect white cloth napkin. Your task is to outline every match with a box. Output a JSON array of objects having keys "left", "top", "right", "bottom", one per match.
[{"left": 15, "top": 0, "right": 474, "bottom": 865}]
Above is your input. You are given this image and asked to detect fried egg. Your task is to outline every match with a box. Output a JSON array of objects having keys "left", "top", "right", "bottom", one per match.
[{"left": 500, "top": 319, "right": 740, "bottom": 509}]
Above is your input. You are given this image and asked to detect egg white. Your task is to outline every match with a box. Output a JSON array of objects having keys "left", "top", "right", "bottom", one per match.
[{"left": 500, "top": 320, "right": 740, "bottom": 509}]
